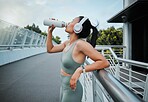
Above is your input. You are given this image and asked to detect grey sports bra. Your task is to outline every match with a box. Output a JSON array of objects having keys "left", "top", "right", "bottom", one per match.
[{"left": 61, "top": 40, "right": 84, "bottom": 74}]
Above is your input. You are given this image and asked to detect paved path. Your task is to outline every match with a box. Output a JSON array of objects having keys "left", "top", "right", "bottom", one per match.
[{"left": 0, "top": 53, "right": 62, "bottom": 102}]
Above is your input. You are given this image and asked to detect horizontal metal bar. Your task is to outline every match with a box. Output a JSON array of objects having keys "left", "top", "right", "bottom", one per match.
[
  {"left": 94, "top": 78, "right": 112, "bottom": 102},
  {"left": 0, "top": 45, "right": 45, "bottom": 47},
  {"left": 119, "top": 66, "right": 147, "bottom": 77},
  {"left": 130, "top": 81, "right": 145, "bottom": 90},
  {"left": 96, "top": 45, "right": 126, "bottom": 48},
  {"left": 119, "top": 73, "right": 145, "bottom": 90},
  {"left": 97, "top": 47, "right": 148, "bottom": 69},
  {"left": 122, "top": 82, "right": 144, "bottom": 96},
  {"left": 93, "top": 70, "right": 144, "bottom": 102},
  {"left": 117, "top": 58, "right": 148, "bottom": 69},
  {"left": 119, "top": 71, "right": 146, "bottom": 84},
  {"left": 119, "top": 75, "right": 130, "bottom": 82}
]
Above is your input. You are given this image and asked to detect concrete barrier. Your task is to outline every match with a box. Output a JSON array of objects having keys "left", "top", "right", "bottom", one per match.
[{"left": 0, "top": 47, "right": 46, "bottom": 66}]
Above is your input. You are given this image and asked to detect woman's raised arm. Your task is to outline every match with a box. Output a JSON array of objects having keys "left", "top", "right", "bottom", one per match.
[{"left": 46, "top": 26, "right": 67, "bottom": 53}]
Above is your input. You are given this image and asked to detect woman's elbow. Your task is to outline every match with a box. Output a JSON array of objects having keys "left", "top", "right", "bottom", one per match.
[
  {"left": 99, "top": 59, "right": 110, "bottom": 69},
  {"left": 47, "top": 45, "right": 54, "bottom": 53},
  {"left": 47, "top": 49, "right": 53, "bottom": 53}
]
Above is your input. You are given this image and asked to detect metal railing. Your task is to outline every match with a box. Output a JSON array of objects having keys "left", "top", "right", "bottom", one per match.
[
  {"left": 80, "top": 45, "right": 148, "bottom": 102},
  {"left": 0, "top": 19, "right": 47, "bottom": 66},
  {"left": 101, "top": 46, "right": 148, "bottom": 101},
  {"left": 0, "top": 19, "right": 47, "bottom": 51},
  {"left": 93, "top": 70, "right": 144, "bottom": 102}
]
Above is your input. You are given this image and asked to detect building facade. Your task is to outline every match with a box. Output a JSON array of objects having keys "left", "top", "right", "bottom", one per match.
[{"left": 108, "top": 0, "right": 148, "bottom": 66}]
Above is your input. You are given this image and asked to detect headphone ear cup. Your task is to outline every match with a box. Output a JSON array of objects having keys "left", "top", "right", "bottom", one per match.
[{"left": 74, "top": 23, "right": 83, "bottom": 34}]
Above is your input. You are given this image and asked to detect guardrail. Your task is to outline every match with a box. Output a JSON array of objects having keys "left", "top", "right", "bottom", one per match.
[
  {"left": 0, "top": 19, "right": 47, "bottom": 50},
  {"left": 80, "top": 45, "right": 147, "bottom": 102},
  {"left": 0, "top": 19, "right": 47, "bottom": 66},
  {"left": 100, "top": 46, "right": 148, "bottom": 101},
  {"left": 93, "top": 70, "right": 144, "bottom": 102}
]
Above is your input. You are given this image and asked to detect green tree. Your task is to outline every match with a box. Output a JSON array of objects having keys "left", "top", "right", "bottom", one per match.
[
  {"left": 24, "top": 23, "right": 42, "bottom": 33},
  {"left": 52, "top": 36, "right": 61, "bottom": 44},
  {"left": 41, "top": 31, "right": 47, "bottom": 36},
  {"left": 96, "top": 26, "right": 123, "bottom": 45}
]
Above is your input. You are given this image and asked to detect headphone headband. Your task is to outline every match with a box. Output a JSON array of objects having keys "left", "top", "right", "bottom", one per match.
[{"left": 79, "top": 17, "right": 88, "bottom": 25}]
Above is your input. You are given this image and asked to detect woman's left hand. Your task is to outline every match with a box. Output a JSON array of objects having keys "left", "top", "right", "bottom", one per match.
[{"left": 70, "top": 67, "right": 82, "bottom": 91}]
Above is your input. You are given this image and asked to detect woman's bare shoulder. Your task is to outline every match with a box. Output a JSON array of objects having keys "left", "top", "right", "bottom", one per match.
[
  {"left": 76, "top": 39, "right": 93, "bottom": 50},
  {"left": 77, "top": 39, "right": 91, "bottom": 46}
]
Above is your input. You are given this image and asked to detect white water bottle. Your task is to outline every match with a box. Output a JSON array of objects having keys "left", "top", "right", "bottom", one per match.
[{"left": 43, "top": 18, "right": 67, "bottom": 28}]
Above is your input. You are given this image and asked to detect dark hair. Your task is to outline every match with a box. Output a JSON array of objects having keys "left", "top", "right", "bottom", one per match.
[{"left": 77, "top": 16, "right": 99, "bottom": 48}]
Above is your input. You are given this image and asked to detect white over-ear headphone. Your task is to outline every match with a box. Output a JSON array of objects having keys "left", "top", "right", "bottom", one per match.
[{"left": 74, "top": 17, "right": 88, "bottom": 34}]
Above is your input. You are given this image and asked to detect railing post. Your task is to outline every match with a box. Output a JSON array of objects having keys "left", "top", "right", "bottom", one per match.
[
  {"left": 21, "top": 30, "right": 28, "bottom": 48},
  {"left": 128, "top": 67, "right": 132, "bottom": 89},
  {"left": 29, "top": 31, "right": 35, "bottom": 47},
  {"left": 143, "top": 74, "right": 148, "bottom": 101},
  {"left": 10, "top": 26, "right": 18, "bottom": 50},
  {"left": 42, "top": 36, "right": 47, "bottom": 46},
  {"left": 92, "top": 74, "right": 96, "bottom": 102},
  {"left": 35, "top": 35, "right": 40, "bottom": 47},
  {"left": 115, "top": 61, "right": 120, "bottom": 80},
  {"left": 101, "top": 49, "right": 105, "bottom": 56},
  {"left": 123, "top": 47, "right": 126, "bottom": 59},
  {"left": 39, "top": 35, "right": 43, "bottom": 46}
]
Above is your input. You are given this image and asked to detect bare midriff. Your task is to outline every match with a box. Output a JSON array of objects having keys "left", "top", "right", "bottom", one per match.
[{"left": 60, "top": 68, "right": 72, "bottom": 76}]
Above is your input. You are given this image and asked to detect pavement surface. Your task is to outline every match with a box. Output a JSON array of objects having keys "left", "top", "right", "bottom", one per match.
[{"left": 0, "top": 52, "right": 62, "bottom": 102}]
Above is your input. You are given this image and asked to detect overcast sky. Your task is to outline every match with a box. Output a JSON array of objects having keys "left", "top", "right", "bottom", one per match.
[{"left": 0, "top": 0, "right": 123, "bottom": 41}]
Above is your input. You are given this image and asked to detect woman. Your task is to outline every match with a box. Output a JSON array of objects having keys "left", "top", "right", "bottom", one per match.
[{"left": 47, "top": 16, "right": 110, "bottom": 102}]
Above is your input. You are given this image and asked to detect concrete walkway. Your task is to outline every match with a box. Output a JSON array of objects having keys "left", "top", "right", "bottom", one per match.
[{"left": 0, "top": 53, "right": 62, "bottom": 102}]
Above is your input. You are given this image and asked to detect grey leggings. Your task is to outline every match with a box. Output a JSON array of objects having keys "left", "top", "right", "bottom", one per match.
[{"left": 60, "top": 75, "right": 83, "bottom": 102}]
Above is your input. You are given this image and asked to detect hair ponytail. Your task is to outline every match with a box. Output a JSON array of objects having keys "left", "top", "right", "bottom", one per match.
[
  {"left": 90, "top": 27, "right": 99, "bottom": 48},
  {"left": 77, "top": 16, "right": 99, "bottom": 48}
]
